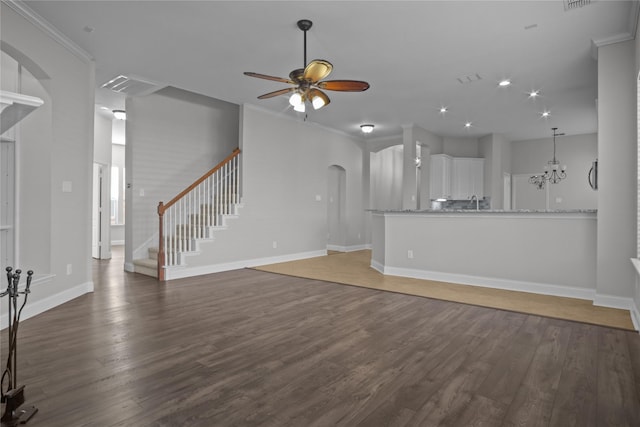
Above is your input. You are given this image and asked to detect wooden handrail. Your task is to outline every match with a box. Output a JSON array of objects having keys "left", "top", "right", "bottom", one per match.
[
  {"left": 157, "top": 147, "right": 241, "bottom": 281},
  {"left": 158, "top": 148, "right": 241, "bottom": 216}
]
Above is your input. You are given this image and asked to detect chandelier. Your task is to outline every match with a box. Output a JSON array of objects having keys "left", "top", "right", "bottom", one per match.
[{"left": 529, "top": 127, "right": 566, "bottom": 190}]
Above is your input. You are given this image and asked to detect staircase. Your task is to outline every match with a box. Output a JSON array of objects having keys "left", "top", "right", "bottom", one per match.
[{"left": 132, "top": 148, "right": 241, "bottom": 280}]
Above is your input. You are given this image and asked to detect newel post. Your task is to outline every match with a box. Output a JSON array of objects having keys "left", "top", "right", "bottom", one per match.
[{"left": 157, "top": 201, "right": 166, "bottom": 281}]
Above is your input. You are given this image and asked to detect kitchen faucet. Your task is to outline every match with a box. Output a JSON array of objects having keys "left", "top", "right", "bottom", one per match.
[{"left": 468, "top": 195, "right": 479, "bottom": 211}]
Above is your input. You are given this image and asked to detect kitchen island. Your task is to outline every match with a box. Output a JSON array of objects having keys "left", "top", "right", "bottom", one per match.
[{"left": 371, "top": 209, "right": 597, "bottom": 300}]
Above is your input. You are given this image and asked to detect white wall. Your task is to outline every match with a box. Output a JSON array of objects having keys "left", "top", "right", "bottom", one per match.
[
  {"left": 635, "top": 11, "right": 640, "bottom": 322},
  {"left": 370, "top": 145, "right": 403, "bottom": 210},
  {"left": 1, "top": 3, "right": 95, "bottom": 325},
  {"left": 597, "top": 40, "right": 636, "bottom": 304},
  {"left": 167, "top": 104, "right": 366, "bottom": 276},
  {"left": 125, "top": 86, "right": 239, "bottom": 266},
  {"left": 443, "top": 137, "right": 479, "bottom": 157},
  {"left": 511, "top": 133, "right": 598, "bottom": 210}
]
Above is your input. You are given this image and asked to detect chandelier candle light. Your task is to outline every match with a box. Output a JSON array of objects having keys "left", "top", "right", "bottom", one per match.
[{"left": 529, "top": 127, "right": 567, "bottom": 190}]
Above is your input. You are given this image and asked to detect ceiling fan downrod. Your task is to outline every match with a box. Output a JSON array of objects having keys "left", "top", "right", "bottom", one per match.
[{"left": 297, "top": 19, "right": 313, "bottom": 68}]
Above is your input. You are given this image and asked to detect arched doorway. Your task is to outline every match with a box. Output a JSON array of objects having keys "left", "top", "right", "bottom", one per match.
[{"left": 327, "top": 165, "right": 347, "bottom": 251}]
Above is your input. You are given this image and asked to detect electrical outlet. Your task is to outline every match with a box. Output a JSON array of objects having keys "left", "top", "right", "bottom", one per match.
[
  {"left": 66, "top": 264, "right": 72, "bottom": 275},
  {"left": 272, "top": 241, "right": 277, "bottom": 249},
  {"left": 407, "top": 250, "right": 414, "bottom": 259}
]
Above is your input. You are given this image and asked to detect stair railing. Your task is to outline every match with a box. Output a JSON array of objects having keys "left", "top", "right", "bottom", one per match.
[{"left": 157, "top": 148, "right": 241, "bottom": 280}]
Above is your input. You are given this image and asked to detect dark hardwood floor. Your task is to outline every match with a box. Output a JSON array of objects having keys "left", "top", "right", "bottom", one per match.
[{"left": 1, "top": 248, "right": 639, "bottom": 426}]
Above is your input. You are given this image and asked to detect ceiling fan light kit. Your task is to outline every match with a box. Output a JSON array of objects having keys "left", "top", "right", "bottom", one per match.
[{"left": 244, "top": 19, "right": 369, "bottom": 115}]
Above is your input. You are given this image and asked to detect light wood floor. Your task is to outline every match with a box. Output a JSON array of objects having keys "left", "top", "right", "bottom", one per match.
[
  {"left": 254, "top": 250, "right": 636, "bottom": 331},
  {"left": 0, "top": 250, "right": 639, "bottom": 426}
]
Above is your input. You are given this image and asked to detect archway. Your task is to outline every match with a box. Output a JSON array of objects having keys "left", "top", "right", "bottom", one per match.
[{"left": 327, "top": 165, "right": 347, "bottom": 251}]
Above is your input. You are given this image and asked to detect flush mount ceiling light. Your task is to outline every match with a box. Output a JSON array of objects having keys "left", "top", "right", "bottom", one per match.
[
  {"left": 498, "top": 79, "right": 511, "bottom": 87},
  {"left": 360, "top": 124, "right": 374, "bottom": 134},
  {"left": 112, "top": 110, "right": 126, "bottom": 120},
  {"left": 529, "top": 127, "right": 567, "bottom": 189}
]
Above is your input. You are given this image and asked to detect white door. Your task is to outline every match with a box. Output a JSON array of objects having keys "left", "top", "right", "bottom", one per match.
[{"left": 92, "top": 163, "right": 102, "bottom": 259}]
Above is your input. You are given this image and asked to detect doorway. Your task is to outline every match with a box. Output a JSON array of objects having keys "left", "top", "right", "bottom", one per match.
[
  {"left": 92, "top": 162, "right": 111, "bottom": 259},
  {"left": 327, "top": 165, "right": 347, "bottom": 251}
]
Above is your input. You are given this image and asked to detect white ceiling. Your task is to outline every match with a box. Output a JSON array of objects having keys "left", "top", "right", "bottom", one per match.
[{"left": 21, "top": 0, "right": 638, "bottom": 142}]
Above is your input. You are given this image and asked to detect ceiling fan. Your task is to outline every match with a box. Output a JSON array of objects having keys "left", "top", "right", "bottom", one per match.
[{"left": 244, "top": 19, "right": 370, "bottom": 113}]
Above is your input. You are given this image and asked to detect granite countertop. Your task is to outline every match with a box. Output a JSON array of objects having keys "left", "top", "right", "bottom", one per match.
[{"left": 371, "top": 209, "right": 597, "bottom": 214}]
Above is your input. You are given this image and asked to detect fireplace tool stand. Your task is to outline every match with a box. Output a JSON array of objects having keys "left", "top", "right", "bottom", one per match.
[{"left": 1, "top": 267, "right": 37, "bottom": 426}]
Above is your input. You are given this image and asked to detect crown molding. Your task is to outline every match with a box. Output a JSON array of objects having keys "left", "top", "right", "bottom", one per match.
[
  {"left": 590, "top": 0, "right": 639, "bottom": 60},
  {"left": 3, "top": 0, "right": 93, "bottom": 63}
]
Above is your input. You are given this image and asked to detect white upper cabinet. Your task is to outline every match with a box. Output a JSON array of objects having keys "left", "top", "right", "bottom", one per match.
[
  {"left": 451, "top": 158, "right": 484, "bottom": 199},
  {"left": 430, "top": 155, "right": 484, "bottom": 200},
  {"left": 430, "top": 154, "right": 452, "bottom": 200}
]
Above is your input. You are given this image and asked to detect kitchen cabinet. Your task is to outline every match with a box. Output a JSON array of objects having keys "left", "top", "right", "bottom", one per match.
[
  {"left": 430, "top": 155, "right": 484, "bottom": 200},
  {"left": 429, "top": 154, "right": 452, "bottom": 200},
  {"left": 451, "top": 157, "right": 484, "bottom": 199}
]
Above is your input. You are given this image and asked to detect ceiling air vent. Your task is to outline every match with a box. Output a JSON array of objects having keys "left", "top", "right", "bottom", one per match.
[
  {"left": 564, "top": 0, "right": 592, "bottom": 11},
  {"left": 100, "top": 74, "right": 166, "bottom": 96},
  {"left": 456, "top": 73, "right": 482, "bottom": 84}
]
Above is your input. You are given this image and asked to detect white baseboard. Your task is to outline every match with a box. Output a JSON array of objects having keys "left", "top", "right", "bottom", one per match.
[
  {"left": 327, "top": 244, "right": 371, "bottom": 252},
  {"left": 594, "top": 293, "right": 640, "bottom": 331},
  {"left": 630, "top": 304, "right": 640, "bottom": 332},
  {"left": 0, "top": 280, "right": 94, "bottom": 330},
  {"left": 370, "top": 259, "right": 384, "bottom": 274},
  {"left": 164, "top": 250, "right": 327, "bottom": 281},
  {"left": 382, "top": 266, "right": 597, "bottom": 301}
]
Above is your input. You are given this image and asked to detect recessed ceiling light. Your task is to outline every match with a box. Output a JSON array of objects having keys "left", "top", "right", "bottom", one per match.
[
  {"left": 498, "top": 79, "right": 511, "bottom": 87},
  {"left": 541, "top": 110, "right": 550, "bottom": 118},
  {"left": 529, "top": 90, "right": 540, "bottom": 98},
  {"left": 465, "top": 122, "right": 472, "bottom": 128},
  {"left": 439, "top": 107, "right": 448, "bottom": 114}
]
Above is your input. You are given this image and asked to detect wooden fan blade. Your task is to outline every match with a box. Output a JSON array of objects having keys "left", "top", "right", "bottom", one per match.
[
  {"left": 303, "top": 60, "right": 333, "bottom": 83},
  {"left": 244, "top": 72, "right": 294, "bottom": 85},
  {"left": 317, "top": 80, "right": 370, "bottom": 92},
  {"left": 257, "top": 87, "right": 296, "bottom": 99}
]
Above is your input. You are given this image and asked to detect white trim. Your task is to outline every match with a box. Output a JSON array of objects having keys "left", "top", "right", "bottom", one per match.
[
  {"left": 164, "top": 250, "right": 327, "bottom": 281},
  {"left": 630, "top": 305, "right": 640, "bottom": 332},
  {"left": 371, "top": 259, "right": 384, "bottom": 274},
  {"left": 0, "top": 279, "right": 94, "bottom": 330},
  {"left": 111, "top": 240, "right": 125, "bottom": 246},
  {"left": 378, "top": 210, "right": 596, "bottom": 220},
  {"left": 4, "top": 0, "right": 94, "bottom": 63},
  {"left": 380, "top": 265, "right": 597, "bottom": 301},
  {"left": 132, "top": 232, "right": 158, "bottom": 260},
  {"left": 327, "top": 243, "right": 370, "bottom": 253},
  {"left": 124, "top": 262, "right": 135, "bottom": 272}
]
